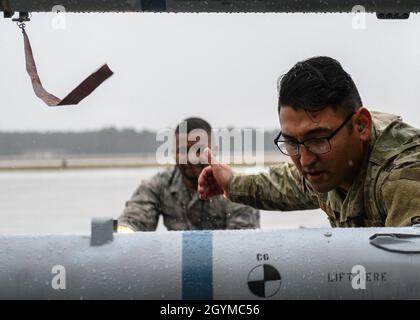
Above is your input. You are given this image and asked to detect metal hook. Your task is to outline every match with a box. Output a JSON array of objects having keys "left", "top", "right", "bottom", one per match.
[
  {"left": 17, "top": 22, "right": 26, "bottom": 31},
  {"left": 12, "top": 11, "right": 30, "bottom": 31}
]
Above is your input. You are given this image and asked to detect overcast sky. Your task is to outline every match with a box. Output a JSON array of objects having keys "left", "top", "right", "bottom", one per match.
[{"left": 1, "top": 12, "right": 420, "bottom": 132}]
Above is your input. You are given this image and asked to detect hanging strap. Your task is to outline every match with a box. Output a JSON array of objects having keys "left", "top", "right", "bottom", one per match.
[{"left": 20, "top": 25, "right": 113, "bottom": 106}]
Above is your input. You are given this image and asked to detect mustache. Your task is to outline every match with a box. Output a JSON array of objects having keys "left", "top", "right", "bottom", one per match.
[
  {"left": 302, "top": 165, "right": 324, "bottom": 174},
  {"left": 178, "top": 164, "right": 206, "bottom": 171},
  {"left": 182, "top": 163, "right": 207, "bottom": 168}
]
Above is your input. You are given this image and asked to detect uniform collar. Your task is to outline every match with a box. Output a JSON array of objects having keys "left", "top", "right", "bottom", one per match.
[
  {"left": 169, "top": 166, "right": 200, "bottom": 203},
  {"left": 338, "top": 144, "right": 371, "bottom": 222},
  {"left": 368, "top": 111, "right": 412, "bottom": 166},
  {"left": 335, "top": 111, "right": 401, "bottom": 222},
  {"left": 169, "top": 166, "right": 184, "bottom": 194}
]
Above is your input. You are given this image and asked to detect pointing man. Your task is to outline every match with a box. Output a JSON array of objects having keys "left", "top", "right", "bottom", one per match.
[{"left": 198, "top": 56, "right": 420, "bottom": 227}]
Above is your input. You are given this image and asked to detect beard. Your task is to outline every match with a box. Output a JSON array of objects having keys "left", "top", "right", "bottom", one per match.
[{"left": 177, "top": 164, "right": 205, "bottom": 184}]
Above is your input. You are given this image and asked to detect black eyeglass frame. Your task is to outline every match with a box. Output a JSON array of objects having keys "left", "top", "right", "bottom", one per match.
[{"left": 273, "top": 112, "right": 356, "bottom": 156}]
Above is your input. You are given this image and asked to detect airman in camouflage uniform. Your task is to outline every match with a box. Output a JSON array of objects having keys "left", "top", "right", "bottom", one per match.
[
  {"left": 118, "top": 117, "right": 259, "bottom": 231},
  {"left": 198, "top": 57, "right": 420, "bottom": 228},
  {"left": 119, "top": 165, "right": 259, "bottom": 231},
  {"left": 229, "top": 111, "right": 420, "bottom": 227}
]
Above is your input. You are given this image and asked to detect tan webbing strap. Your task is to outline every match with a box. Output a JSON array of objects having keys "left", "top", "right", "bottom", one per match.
[{"left": 22, "top": 28, "right": 113, "bottom": 106}]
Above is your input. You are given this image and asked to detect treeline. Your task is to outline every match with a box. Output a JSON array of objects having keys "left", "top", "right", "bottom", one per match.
[{"left": 0, "top": 127, "right": 279, "bottom": 157}]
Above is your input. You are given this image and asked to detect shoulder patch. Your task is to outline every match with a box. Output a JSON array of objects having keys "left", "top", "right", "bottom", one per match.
[
  {"left": 400, "top": 168, "right": 420, "bottom": 181},
  {"left": 388, "top": 167, "right": 420, "bottom": 181}
]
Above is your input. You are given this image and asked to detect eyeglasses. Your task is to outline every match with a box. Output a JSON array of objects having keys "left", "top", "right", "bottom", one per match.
[{"left": 274, "top": 112, "right": 355, "bottom": 157}]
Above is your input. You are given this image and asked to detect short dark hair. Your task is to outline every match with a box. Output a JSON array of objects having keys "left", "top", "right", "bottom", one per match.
[
  {"left": 175, "top": 117, "right": 212, "bottom": 135},
  {"left": 278, "top": 56, "right": 363, "bottom": 115}
]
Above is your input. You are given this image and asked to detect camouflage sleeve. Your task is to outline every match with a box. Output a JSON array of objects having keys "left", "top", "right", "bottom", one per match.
[
  {"left": 381, "top": 166, "right": 420, "bottom": 227},
  {"left": 223, "top": 199, "right": 260, "bottom": 229},
  {"left": 118, "top": 175, "right": 163, "bottom": 231},
  {"left": 228, "top": 162, "right": 319, "bottom": 211}
]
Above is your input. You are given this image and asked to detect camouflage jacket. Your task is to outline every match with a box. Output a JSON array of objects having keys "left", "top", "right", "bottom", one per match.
[
  {"left": 119, "top": 166, "right": 260, "bottom": 231},
  {"left": 229, "top": 111, "right": 420, "bottom": 227}
]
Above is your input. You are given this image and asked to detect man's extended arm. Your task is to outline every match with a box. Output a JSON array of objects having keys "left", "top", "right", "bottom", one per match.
[{"left": 228, "top": 163, "right": 320, "bottom": 211}]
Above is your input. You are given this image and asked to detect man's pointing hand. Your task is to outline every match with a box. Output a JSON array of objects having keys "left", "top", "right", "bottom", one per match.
[{"left": 198, "top": 148, "right": 234, "bottom": 200}]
